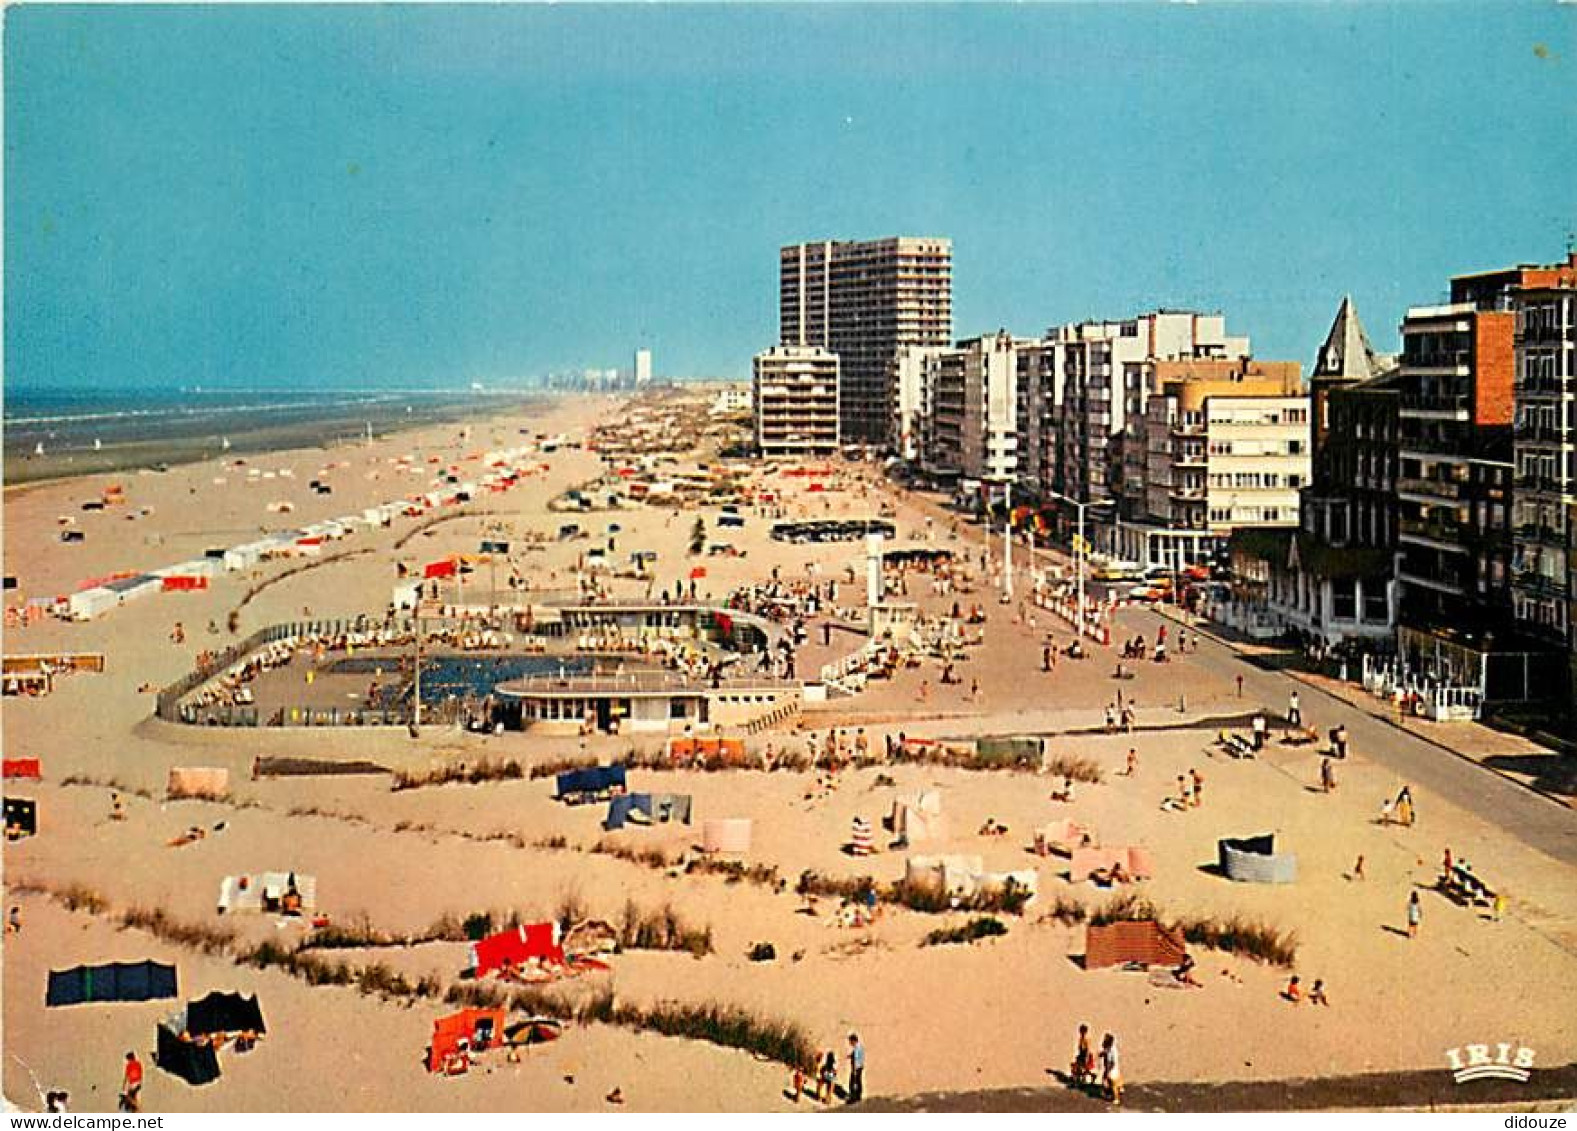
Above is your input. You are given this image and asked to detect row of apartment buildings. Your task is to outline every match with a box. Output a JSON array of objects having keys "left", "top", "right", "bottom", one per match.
[
  {"left": 1235, "top": 254, "right": 1577, "bottom": 713},
  {"left": 887, "top": 313, "right": 1310, "bottom": 570},
  {"left": 752, "top": 235, "right": 1577, "bottom": 714}
]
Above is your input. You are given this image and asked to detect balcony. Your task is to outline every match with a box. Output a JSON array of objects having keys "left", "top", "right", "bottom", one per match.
[
  {"left": 1396, "top": 476, "right": 1464, "bottom": 501},
  {"left": 1514, "top": 377, "right": 1571, "bottom": 398},
  {"left": 1174, "top": 451, "right": 1207, "bottom": 467},
  {"left": 1396, "top": 565, "right": 1466, "bottom": 596},
  {"left": 1514, "top": 474, "right": 1570, "bottom": 496},
  {"left": 1399, "top": 393, "right": 1470, "bottom": 419},
  {"left": 1169, "top": 485, "right": 1206, "bottom": 500},
  {"left": 1170, "top": 420, "right": 1206, "bottom": 436},
  {"left": 1513, "top": 420, "right": 1574, "bottom": 443},
  {"left": 1515, "top": 523, "right": 1571, "bottom": 546},
  {"left": 1399, "top": 516, "right": 1470, "bottom": 550},
  {"left": 1512, "top": 570, "right": 1572, "bottom": 599}
]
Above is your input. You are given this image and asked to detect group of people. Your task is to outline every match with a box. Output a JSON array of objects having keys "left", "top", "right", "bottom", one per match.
[
  {"left": 793, "top": 1033, "right": 865, "bottom": 1106},
  {"left": 1070, "top": 1025, "right": 1124, "bottom": 1104}
]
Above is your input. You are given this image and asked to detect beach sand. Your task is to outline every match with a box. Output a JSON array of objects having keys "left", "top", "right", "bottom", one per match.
[{"left": 4, "top": 389, "right": 1575, "bottom": 1112}]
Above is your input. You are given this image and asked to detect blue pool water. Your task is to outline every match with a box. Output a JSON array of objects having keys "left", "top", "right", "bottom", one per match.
[{"left": 328, "top": 654, "right": 597, "bottom": 706}]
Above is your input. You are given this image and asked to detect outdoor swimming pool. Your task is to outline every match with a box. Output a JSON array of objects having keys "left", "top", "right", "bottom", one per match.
[{"left": 328, "top": 654, "right": 602, "bottom": 707}]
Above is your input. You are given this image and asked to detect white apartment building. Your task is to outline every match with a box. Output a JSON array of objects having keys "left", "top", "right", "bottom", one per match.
[
  {"left": 1031, "top": 311, "right": 1252, "bottom": 509},
  {"left": 753, "top": 346, "right": 840, "bottom": 458},
  {"left": 917, "top": 331, "right": 1031, "bottom": 487},
  {"left": 634, "top": 348, "right": 653, "bottom": 386},
  {"left": 710, "top": 383, "right": 752, "bottom": 415},
  {"left": 1115, "top": 359, "right": 1309, "bottom": 567},
  {"left": 889, "top": 346, "right": 944, "bottom": 463}
]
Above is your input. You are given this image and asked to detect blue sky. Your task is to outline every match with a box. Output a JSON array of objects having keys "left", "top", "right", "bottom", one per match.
[{"left": 6, "top": 3, "right": 1574, "bottom": 390}]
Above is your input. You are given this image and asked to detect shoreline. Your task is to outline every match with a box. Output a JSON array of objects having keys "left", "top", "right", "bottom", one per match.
[{"left": 3, "top": 391, "right": 560, "bottom": 496}]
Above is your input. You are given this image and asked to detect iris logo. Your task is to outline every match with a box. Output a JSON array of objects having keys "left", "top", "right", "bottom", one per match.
[{"left": 1444, "top": 1043, "right": 1536, "bottom": 1083}]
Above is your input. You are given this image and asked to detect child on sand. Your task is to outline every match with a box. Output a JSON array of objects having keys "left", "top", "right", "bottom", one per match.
[
  {"left": 1310, "top": 979, "right": 1330, "bottom": 1006},
  {"left": 1282, "top": 975, "right": 1302, "bottom": 1003},
  {"left": 818, "top": 1050, "right": 836, "bottom": 1103},
  {"left": 1071, "top": 1024, "right": 1094, "bottom": 1087},
  {"left": 1407, "top": 891, "right": 1422, "bottom": 938},
  {"left": 1100, "top": 1033, "right": 1123, "bottom": 1105}
]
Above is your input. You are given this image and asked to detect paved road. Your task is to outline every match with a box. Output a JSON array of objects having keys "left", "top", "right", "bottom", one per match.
[{"left": 1117, "top": 604, "right": 1577, "bottom": 869}]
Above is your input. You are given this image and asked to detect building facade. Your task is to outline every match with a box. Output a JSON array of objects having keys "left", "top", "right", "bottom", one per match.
[
  {"left": 1226, "top": 298, "right": 1400, "bottom": 645},
  {"left": 1505, "top": 255, "right": 1577, "bottom": 712},
  {"left": 634, "top": 348, "right": 653, "bottom": 386},
  {"left": 780, "top": 237, "right": 953, "bottom": 446},
  {"left": 1393, "top": 300, "right": 1516, "bottom": 653},
  {"left": 915, "top": 331, "right": 1029, "bottom": 486},
  {"left": 1016, "top": 312, "right": 1251, "bottom": 540},
  {"left": 1116, "top": 358, "right": 1309, "bottom": 567},
  {"left": 752, "top": 346, "right": 840, "bottom": 458}
]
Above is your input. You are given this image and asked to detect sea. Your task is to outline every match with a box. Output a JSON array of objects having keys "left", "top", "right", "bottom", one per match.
[{"left": 3, "top": 386, "right": 533, "bottom": 485}]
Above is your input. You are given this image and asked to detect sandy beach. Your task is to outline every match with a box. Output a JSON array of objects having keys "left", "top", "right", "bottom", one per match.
[{"left": 4, "top": 387, "right": 1575, "bottom": 1113}]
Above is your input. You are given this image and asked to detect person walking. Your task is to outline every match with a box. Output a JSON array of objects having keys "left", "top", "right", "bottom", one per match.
[
  {"left": 1252, "top": 713, "right": 1267, "bottom": 751},
  {"left": 121, "top": 1051, "right": 143, "bottom": 1112},
  {"left": 1125, "top": 748, "right": 1138, "bottom": 777},
  {"left": 1071, "top": 1023, "right": 1094, "bottom": 1088},
  {"left": 1288, "top": 690, "right": 1302, "bottom": 728},
  {"left": 1407, "top": 891, "right": 1422, "bottom": 939},
  {"left": 846, "top": 1033, "right": 865, "bottom": 1104},
  {"left": 1190, "top": 768, "right": 1204, "bottom": 807},
  {"left": 1351, "top": 854, "right": 1366, "bottom": 881},
  {"left": 817, "top": 1050, "right": 836, "bottom": 1104},
  {"left": 1320, "top": 757, "right": 1336, "bottom": 794},
  {"left": 1100, "top": 1033, "right": 1123, "bottom": 1105}
]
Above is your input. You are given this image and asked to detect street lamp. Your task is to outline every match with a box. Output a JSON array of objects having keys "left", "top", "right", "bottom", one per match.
[{"left": 1045, "top": 491, "right": 1115, "bottom": 639}]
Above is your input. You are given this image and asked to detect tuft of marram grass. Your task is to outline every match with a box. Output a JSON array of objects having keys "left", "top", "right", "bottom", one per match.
[{"left": 922, "top": 916, "right": 1009, "bottom": 947}]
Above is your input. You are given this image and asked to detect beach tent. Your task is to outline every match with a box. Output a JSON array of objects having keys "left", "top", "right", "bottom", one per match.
[
  {"left": 903, "top": 855, "right": 985, "bottom": 899},
  {"left": 850, "top": 816, "right": 876, "bottom": 856},
  {"left": 888, "top": 791, "right": 946, "bottom": 843},
  {"left": 1218, "top": 834, "right": 1298, "bottom": 884},
  {"left": 470, "top": 923, "right": 564, "bottom": 977},
  {"left": 604, "top": 792, "right": 693, "bottom": 830},
  {"left": 167, "top": 767, "right": 230, "bottom": 800},
  {"left": 428, "top": 1008, "right": 507, "bottom": 1073},
  {"left": 217, "top": 872, "right": 317, "bottom": 915},
  {"left": 1069, "top": 847, "right": 1154, "bottom": 884},
  {"left": 3, "top": 758, "right": 41, "bottom": 780},
  {"left": 46, "top": 961, "right": 177, "bottom": 1006},
  {"left": 554, "top": 764, "right": 627, "bottom": 804},
  {"left": 4, "top": 797, "right": 38, "bottom": 837},
  {"left": 186, "top": 991, "right": 267, "bottom": 1036},
  {"left": 701, "top": 818, "right": 753, "bottom": 854},
  {"left": 1083, "top": 920, "right": 1187, "bottom": 970},
  {"left": 156, "top": 1019, "right": 221, "bottom": 1086},
  {"left": 1034, "top": 819, "right": 1097, "bottom": 856}
]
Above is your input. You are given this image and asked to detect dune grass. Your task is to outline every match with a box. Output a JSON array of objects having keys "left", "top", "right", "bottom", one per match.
[
  {"left": 921, "top": 916, "right": 1008, "bottom": 947},
  {"left": 58, "top": 774, "right": 156, "bottom": 800},
  {"left": 616, "top": 898, "right": 713, "bottom": 957},
  {"left": 391, "top": 758, "right": 526, "bottom": 791},
  {"left": 1088, "top": 892, "right": 1298, "bottom": 967}
]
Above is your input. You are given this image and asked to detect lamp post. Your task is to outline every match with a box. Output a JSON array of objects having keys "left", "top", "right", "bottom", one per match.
[{"left": 1046, "top": 491, "right": 1114, "bottom": 639}]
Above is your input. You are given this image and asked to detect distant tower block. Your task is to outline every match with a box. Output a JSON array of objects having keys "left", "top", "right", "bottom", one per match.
[{"left": 635, "top": 348, "right": 653, "bottom": 386}]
